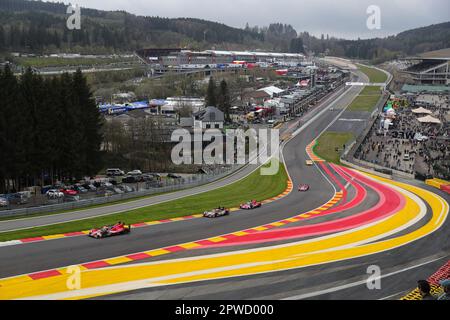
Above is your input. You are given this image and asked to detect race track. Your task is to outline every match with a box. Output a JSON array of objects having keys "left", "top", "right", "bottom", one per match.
[{"left": 0, "top": 68, "right": 448, "bottom": 300}]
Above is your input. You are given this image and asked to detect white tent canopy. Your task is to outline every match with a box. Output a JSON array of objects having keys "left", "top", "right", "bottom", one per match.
[
  {"left": 417, "top": 115, "right": 441, "bottom": 124},
  {"left": 257, "top": 86, "right": 285, "bottom": 97},
  {"left": 412, "top": 107, "right": 432, "bottom": 114}
]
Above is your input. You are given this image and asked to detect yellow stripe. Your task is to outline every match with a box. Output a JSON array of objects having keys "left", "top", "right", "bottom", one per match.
[
  {"left": 232, "top": 231, "right": 248, "bottom": 236},
  {"left": 144, "top": 249, "right": 170, "bottom": 256},
  {"left": 270, "top": 222, "right": 285, "bottom": 227},
  {"left": 179, "top": 242, "right": 201, "bottom": 249},
  {"left": 42, "top": 234, "right": 66, "bottom": 240},
  {"left": 208, "top": 237, "right": 227, "bottom": 243},
  {"left": 104, "top": 257, "right": 133, "bottom": 265}
]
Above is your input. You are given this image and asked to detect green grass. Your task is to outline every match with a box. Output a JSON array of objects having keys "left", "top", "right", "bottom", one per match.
[
  {"left": 357, "top": 64, "right": 388, "bottom": 83},
  {"left": 0, "top": 162, "right": 288, "bottom": 241},
  {"left": 347, "top": 87, "right": 382, "bottom": 112},
  {"left": 314, "top": 132, "right": 355, "bottom": 164},
  {"left": 15, "top": 56, "right": 137, "bottom": 68},
  {"left": 347, "top": 65, "right": 386, "bottom": 112}
]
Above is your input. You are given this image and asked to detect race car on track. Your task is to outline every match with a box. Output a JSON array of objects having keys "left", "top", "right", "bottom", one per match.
[
  {"left": 240, "top": 200, "right": 262, "bottom": 210},
  {"left": 305, "top": 160, "right": 314, "bottom": 166},
  {"left": 203, "top": 207, "right": 230, "bottom": 218},
  {"left": 88, "top": 222, "right": 131, "bottom": 239},
  {"left": 298, "top": 184, "right": 310, "bottom": 192}
]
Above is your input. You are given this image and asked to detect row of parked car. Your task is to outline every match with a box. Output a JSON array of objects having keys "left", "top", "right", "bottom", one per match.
[
  {"left": 0, "top": 170, "right": 185, "bottom": 208},
  {"left": 106, "top": 169, "right": 182, "bottom": 183},
  {"left": 0, "top": 192, "right": 29, "bottom": 207}
]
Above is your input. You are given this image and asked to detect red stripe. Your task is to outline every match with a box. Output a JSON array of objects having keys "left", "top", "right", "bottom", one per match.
[
  {"left": 131, "top": 223, "right": 147, "bottom": 227},
  {"left": 82, "top": 261, "right": 110, "bottom": 269},
  {"left": 29, "top": 269, "right": 62, "bottom": 280},
  {"left": 159, "top": 219, "right": 172, "bottom": 223},
  {"left": 163, "top": 246, "right": 185, "bottom": 253},
  {"left": 195, "top": 240, "right": 215, "bottom": 245},
  {"left": 126, "top": 253, "right": 151, "bottom": 261},
  {"left": 20, "top": 237, "right": 45, "bottom": 243},
  {"left": 63, "top": 231, "right": 85, "bottom": 236}
]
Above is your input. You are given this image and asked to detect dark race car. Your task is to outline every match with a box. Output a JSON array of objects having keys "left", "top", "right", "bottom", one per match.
[
  {"left": 240, "top": 200, "right": 262, "bottom": 210},
  {"left": 298, "top": 184, "right": 310, "bottom": 192},
  {"left": 88, "top": 222, "right": 131, "bottom": 239},
  {"left": 203, "top": 207, "right": 230, "bottom": 218}
]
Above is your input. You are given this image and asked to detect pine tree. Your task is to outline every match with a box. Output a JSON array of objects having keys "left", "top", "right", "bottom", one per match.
[
  {"left": 72, "top": 69, "right": 104, "bottom": 177},
  {"left": 218, "top": 79, "right": 231, "bottom": 123},
  {"left": 206, "top": 76, "right": 217, "bottom": 107}
]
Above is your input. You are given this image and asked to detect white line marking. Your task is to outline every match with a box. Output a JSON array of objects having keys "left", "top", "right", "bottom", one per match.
[{"left": 282, "top": 256, "right": 445, "bottom": 300}]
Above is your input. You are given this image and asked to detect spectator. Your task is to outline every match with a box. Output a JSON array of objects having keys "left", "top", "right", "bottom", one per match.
[
  {"left": 417, "top": 280, "right": 435, "bottom": 300},
  {"left": 437, "top": 279, "right": 450, "bottom": 301}
]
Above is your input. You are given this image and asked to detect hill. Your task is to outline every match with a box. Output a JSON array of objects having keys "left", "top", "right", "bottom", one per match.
[{"left": 0, "top": 0, "right": 448, "bottom": 63}]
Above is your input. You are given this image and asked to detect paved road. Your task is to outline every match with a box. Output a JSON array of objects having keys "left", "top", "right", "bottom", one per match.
[{"left": 2, "top": 66, "right": 447, "bottom": 300}]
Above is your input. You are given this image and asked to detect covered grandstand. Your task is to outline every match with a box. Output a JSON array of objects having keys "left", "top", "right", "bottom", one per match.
[{"left": 402, "top": 48, "right": 450, "bottom": 85}]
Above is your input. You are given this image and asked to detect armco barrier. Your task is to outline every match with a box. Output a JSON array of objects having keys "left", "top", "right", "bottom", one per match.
[{"left": 0, "top": 165, "right": 242, "bottom": 218}]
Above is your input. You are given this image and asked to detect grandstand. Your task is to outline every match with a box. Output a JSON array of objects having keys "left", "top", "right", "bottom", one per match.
[{"left": 402, "top": 48, "right": 450, "bottom": 85}]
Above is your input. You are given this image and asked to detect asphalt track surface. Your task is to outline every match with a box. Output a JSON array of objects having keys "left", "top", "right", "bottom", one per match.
[{"left": 0, "top": 68, "right": 448, "bottom": 300}]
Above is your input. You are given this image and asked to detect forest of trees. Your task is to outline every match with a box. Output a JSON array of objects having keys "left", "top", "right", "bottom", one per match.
[
  {"left": 0, "top": 0, "right": 264, "bottom": 53},
  {"left": 0, "top": 66, "right": 103, "bottom": 193}
]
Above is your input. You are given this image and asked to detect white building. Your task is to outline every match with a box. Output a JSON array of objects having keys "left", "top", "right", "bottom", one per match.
[{"left": 161, "top": 97, "right": 205, "bottom": 115}]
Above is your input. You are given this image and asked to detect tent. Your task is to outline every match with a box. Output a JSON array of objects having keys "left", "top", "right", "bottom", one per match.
[
  {"left": 412, "top": 107, "right": 432, "bottom": 115},
  {"left": 417, "top": 115, "right": 441, "bottom": 124}
]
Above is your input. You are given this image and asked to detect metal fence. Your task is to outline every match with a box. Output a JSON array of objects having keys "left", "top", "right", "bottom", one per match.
[{"left": 0, "top": 165, "right": 242, "bottom": 218}]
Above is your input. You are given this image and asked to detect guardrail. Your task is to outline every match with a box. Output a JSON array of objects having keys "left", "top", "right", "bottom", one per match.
[{"left": 0, "top": 165, "right": 242, "bottom": 218}]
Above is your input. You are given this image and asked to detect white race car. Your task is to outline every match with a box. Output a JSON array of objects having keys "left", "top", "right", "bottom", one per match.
[{"left": 203, "top": 207, "right": 230, "bottom": 218}]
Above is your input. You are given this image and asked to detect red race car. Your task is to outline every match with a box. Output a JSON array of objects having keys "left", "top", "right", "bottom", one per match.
[
  {"left": 240, "top": 200, "right": 262, "bottom": 210},
  {"left": 298, "top": 184, "right": 310, "bottom": 192},
  {"left": 88, "top": 222, "right": 131, "bottom": 239}
]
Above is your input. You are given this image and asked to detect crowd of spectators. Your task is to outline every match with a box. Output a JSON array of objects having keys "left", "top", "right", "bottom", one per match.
[{"left": 355, "top": 93, "right": 449, "bottom": 180}]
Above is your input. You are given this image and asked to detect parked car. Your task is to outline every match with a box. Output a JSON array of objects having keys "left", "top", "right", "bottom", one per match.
[
  {"left": 73, "top": 185, "right": 88, "bottom": 194},
  {"left": 106, "top": 168, "right": 125, "bottom": 177},
  {"left": 103, "top": 182, "right": 114, "bottom": 189},
  {"left": 122, "top": 176, "right": 137, "bottom": 184},
  {"left": 127, "top": 170, "right": 143, "bottom": 176},
  {"left": 113, "top": 187, "right": 124, "bottom": 194},
  {"left": 117, "top": 185, "right": 134, "bottom": 193},
  {"left": 167, "top": 173, "right": 182, "bottom": 179},
  {"left": 83, "top": 183, "right": 97, "bottom": 192},
  {"left": 141, "top": 174, "right": 154, "bottom": 182},
  {"left": 60, "top": 188, "right": 78, "bottom": 196},
  {"left": 5, "top": 193, "right": 28, "bottom": 205},
  {"left": 0, "top": 196, "right": 9, "bottom": 207},
  {"left": 45, "top": 189, "right": 64, "bottom": 199},
  {"left": 150, "top": 173, "right": 162, "bottom": 179}
]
